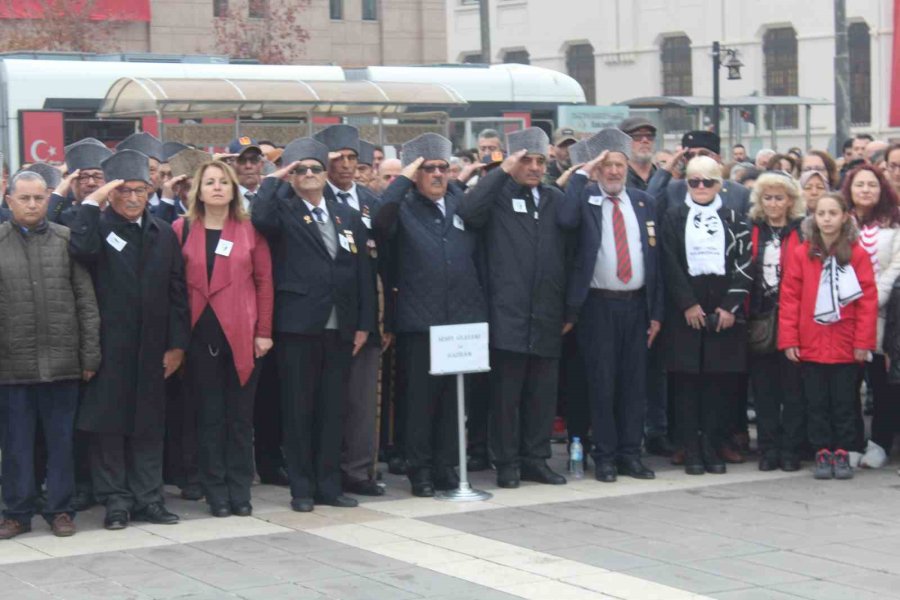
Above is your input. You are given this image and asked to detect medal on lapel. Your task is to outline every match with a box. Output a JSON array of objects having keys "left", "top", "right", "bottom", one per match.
[
  {"left": 647, "top": 220, "right": 656, "bottom": 246},
  {"left": 335, "top": 215, "right": 342, "bottom": 226},
  {"left": 304, "top": 215, "right": 312, "bottom": 224}
]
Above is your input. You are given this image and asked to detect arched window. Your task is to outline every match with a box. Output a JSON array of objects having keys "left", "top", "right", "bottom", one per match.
[
  {"left": 660, "top": 35, "right": 692, "bottom": 131},
  {"left": 503, "top": 50, "right": 530, "bottom": 65},
  {"left": 763, "top": 27, "right": 798, "bottom": 128},
  {"left": 849, "top": 22, "right": 871, "bottom": 125},
  {"left": 566, "top": 43, "right": 596, "bottom": 105}
]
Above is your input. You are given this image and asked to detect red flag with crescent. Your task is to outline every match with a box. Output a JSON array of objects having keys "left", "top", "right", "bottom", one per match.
[{"left": 20, "top": 110, "right": 64, "bottom": 163}]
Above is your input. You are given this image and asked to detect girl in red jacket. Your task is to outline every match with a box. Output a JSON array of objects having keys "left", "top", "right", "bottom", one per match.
[{"left": 778, "top": 192, "right": 877, "bottom": 480}]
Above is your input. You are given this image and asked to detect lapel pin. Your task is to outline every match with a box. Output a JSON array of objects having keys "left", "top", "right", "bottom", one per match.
[{"left": 304, "top": 215, "right": 312, "bottom": 224}]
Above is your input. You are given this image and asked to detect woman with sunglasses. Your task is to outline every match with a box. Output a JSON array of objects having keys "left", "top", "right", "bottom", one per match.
[
  {"left": 661, "top": 156, "right": 752, "bottom": 475},
  {"left": 173, "top": 160, "right": 274, "bottom": 517}
]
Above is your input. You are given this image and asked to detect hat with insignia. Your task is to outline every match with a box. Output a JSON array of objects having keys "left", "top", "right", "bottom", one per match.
[
  {"left": 226, "top": 136, "right": 261, "bottom": 156},
  {"left": 401, "top": 133, "right": 452, "bottom": 167},
  {"left": 552, "top": 127, "right": 579, "bottom": 146},
  {"left": 314, "top": 124, "right": 360, "bottom": 154},
  {"left": 282, "top": 137, "right": 329, "bottom": 167},
  {"left": 507, "top": 127, "right": 550, "bottom": 157},
  {"left": 481, "top": 150, "right": 506, "bottom": 166},
  {"left": 169, "top": 148, "right": 211, "bottom": 179},
  {"left": 567, "top": 139, "right": 593, "bottom": 165},
  {"left": 358, "top": 140, "right": 376, "bottom": 166},
  {"left": 116, "top": 132, "right": 164, "bottom": 162},
  {"left": 586, "top": 128, "right": 632, "bottom": 160},
  {"left": 65, "top": 138, "right": 112, "bottom": 172},
  {"left": 681, "top": 130, "right": 721, "bottom": 156},
  {"left": 23, "top": 162, "right": 62, "bottom": 189},
  {"left": 162, "top": 141, "right": 189, "bottom": 162},
  {"left": 102, "top": 149, "right": 151, "bottom": 184}
]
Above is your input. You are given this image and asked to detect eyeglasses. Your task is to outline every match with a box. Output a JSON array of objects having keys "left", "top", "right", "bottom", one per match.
[
  {"left": 237, "top": 154, "right": 262, "bottom": 165},
  {"left": 420, "top": 164, "right": 449, "bottom": 174},
  {"left": 687, "top": 178, "right": 719, "bottom": 189},
  {"left": 291, "top": 165, "right": 325, "bottom": 175},
  {"left": 116, "top": 186, "right": 148, "bottom": 198},
  {"left": 76, "top": 173, "right": 105, "bottom": 183},
  {"left": 630, "top": 133, "right": 656, "bottom": 142}
]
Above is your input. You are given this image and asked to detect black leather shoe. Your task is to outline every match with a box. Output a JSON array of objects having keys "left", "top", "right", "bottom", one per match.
[
  {"left": 231, "top": 503, "right": 253, "bottom": 517},
  {"left": 291, "top": 497, "right": 314, "bottom": 512},
  {"left": 104, "top": 510, "right": 129, "bottom": 530},
  {"left": 210, "top": 504, "right": 230, "bottom": 518},
  {"left": 616, "top": 458, "right": 655, "bottom": 480},
  {"left": 467, "top": 455, "right": 490, "bottom": 472},
  {"left": 409, "top": 468, "right": 434, "bottom": 497},
  {"left": 496, "top": 465, "right": 520, "bottom": 488},
  {"left": 71, "top": 490, "right": 96, "bottom": 512},
  {"left": 180, "top": 483, "right": 204, "bottom": 501},
  {"left": 345, "top": 479, "right": 385, "bottom": 496},
  {"left": 780, "top": 455, "right": 801, "bottom": 472},
  {"left": 521, "top": 462, "right": 567, "bottom": 485},
  {"left": 387, "top": 456, "right": 407, "bottom": 475},
  {"left": 434, "top": 467, "right": 460, "bottom": 491},
  {"left": 258, "top": 466, "right": 290, "bottom": 486},
  {"left": 315, "top": 495, "right": 358, "bottom": 508},
  {"left": 645, "top": 436, "right": 676, "bottom": 457},
  {"left": 594, "top": 461, "right": 617, "bottom": 483},
  {"left": 759, "top": 455, "right": 779, "bottom": 471},
  {"left": 133, "top": 503, "right": 180, "bottom": 525},
  {"left": 411, "top": 482, "right": 434, "bottom": 497},
  {"left": 684, "top": 449, "right": 705, "bottom": 475}
]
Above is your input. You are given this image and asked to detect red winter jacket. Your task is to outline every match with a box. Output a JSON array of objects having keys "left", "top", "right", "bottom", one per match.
[{"left": 778, "top": 240, "right": 877, "bottom": 364}]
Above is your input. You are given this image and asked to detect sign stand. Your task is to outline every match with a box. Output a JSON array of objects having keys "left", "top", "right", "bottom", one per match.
[{"left": 429, "top": 323, "right": 492, "bottom": 503}]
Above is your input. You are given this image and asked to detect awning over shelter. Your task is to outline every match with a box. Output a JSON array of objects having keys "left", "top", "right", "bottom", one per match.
[{"left": 615, "top": 95, "right": 831, "bottom": 109}]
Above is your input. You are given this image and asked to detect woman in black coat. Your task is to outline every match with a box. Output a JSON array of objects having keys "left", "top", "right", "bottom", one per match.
[{"left": 661, "top": 156, "right": 752, "bottom": 475}]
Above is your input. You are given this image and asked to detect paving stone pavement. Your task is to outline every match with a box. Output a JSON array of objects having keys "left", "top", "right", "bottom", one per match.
[{"left": 4, "top": 447, "right": 900, "bottom": 599}]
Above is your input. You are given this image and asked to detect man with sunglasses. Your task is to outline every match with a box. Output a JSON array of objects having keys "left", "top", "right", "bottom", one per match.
[
  {"left": 69, "top": 149, "right": 190, "bottom": 530},
  {"left": 620, "top": 117, "right": 658, "bottom": 191},
  {"left": 313, "top": 124, "right": 386, "bottom": 498},
  {"left": 253, "top": 138, "right": 373, "bottom": 513},
  {"left": 48, "top": 139, "right": 112, "bottom": 227},
  {"left": 222, "top": 137, "right": 264, "bottom": 209}
]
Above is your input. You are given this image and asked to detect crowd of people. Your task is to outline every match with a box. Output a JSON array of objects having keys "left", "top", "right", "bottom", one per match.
[{"left": 0, "top": 115, "right": 896, "bottom": 540}]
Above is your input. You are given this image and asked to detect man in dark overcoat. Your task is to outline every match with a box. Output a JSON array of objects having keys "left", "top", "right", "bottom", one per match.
[{"left": 68, "top": 149, "right": 190, "bottom": 530}]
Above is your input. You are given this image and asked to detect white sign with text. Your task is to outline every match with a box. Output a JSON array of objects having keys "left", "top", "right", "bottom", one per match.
[{"left": 429, "top": 322, "right": 491, "bottom": 375}]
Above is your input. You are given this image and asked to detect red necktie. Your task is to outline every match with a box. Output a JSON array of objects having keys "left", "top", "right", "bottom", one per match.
[{"left": 609, "top": 197, "right": 632, "bottom": 284}]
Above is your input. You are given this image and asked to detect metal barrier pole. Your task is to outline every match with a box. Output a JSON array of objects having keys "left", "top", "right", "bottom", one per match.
[{"left": 435, "top": 374, "right": 492, "bottom": 502}]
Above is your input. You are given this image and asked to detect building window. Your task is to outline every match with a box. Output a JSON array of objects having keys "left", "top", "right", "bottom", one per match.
[
  {"left": 213, "top": 0, "right": 228, "bottom": 17},
  {"left": 330, "top": 0, "right": 343, "bottom": 20},
  {"left": 503, "top": 50, "right": 530, "bottom": 65},
  {"left": 566, "top": 43, "right": 595, "bottom": 105},
  {"left": 248, "top": 0, "right": 266, "bottom": 18},
  {"left": 763, "top": 27, "right": 798, "bottom": 128},
  {"left": 660, "top": 35, "right": 693, "bottom": 131},
  {"left": 362, "top": 0, "right": 377, "bottom": 20},
  {"left": 849, "top": 22, "right": 871, "bottom": 125}
]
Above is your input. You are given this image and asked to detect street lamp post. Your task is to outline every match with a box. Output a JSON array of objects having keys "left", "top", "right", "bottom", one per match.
[{"left": 711, "top": 41, "right": 743, "bottom": 137}]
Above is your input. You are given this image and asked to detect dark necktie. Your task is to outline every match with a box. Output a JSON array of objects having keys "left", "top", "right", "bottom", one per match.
[
  {"left": 244, "top": 191, "right": 257, "bottom": 204},
  {"left": 609, "top": 197, "right": 632, "bottom": 284},
  {"left": 312, "top": 207, "right": 325, "bottom": 224},
  {"left": 337, "top": 192, "right": 351, "bottom": 205}
]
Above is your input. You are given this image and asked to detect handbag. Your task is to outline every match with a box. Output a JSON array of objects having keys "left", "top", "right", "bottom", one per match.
[{"left": 748, "top": 308, "right": 778, "bottom": 354}]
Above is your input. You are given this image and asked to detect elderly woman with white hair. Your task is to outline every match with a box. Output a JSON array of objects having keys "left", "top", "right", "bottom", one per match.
[
  {"left": 661, "top": 156, "right": 752, "bottom": 476},
  {"left": 747, "top": 172, "right": 807, "bottom": 472}
]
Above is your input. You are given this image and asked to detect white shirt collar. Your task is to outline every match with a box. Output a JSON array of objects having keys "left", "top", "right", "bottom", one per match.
[
  {"left": 303, "top": 198, "right": 329, "bottom": 220},
  {"left": 435, "top": 197, "right": 446, "bottom": 215},
  {"left": 328, "top": 180, "right": 357, "bottom": 199}
]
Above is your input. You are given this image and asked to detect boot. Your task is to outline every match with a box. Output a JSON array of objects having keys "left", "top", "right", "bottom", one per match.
[{"left": 700, "top": 435, "right": 726, "bottom": 474}]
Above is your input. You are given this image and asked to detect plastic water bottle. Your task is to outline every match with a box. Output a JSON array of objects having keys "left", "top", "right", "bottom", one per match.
[{"left": 568, "top": 437, "right": 585, "bottom": 479}]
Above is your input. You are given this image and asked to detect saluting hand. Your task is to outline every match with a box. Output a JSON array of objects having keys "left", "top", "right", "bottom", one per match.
[
  {"left": 458, "top": 161, "right": 485, "bottom": 184},
  {"left": 162, "top": 174, "right": 188, "bottom": 200},
  {"left": 666, "top": 148, "right": 688, "bottom": 175},
  {"left": 500, "top": 149, "right": 528, "bottom": 176},
  {"left": 85, "top": 179, "right": 124, "bottom": 207},
  {"left": 56, "top": 168, "right": 80, "bottom": 197},
  {"left": 582, "top": 150, "right": 610, "bottom": 180},
  {"left": 400, "top": 157, "right": 425, "bottom": 181},
  {"left": 268, "top": 160, "right": 301, "bottom": 181}
]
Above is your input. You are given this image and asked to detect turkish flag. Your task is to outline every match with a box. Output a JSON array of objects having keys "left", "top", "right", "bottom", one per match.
[{"left": 20, "top": 111, "right": 64, "bottom": 163}]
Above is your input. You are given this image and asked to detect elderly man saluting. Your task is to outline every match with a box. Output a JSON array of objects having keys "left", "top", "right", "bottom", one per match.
[{"left": 0, "top": 171, "right": 100, "bottom": 539}]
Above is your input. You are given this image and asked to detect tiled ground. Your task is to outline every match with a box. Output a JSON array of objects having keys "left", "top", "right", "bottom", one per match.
[{"left": 3, "top": 447, "right": 900, "bottom": 599}]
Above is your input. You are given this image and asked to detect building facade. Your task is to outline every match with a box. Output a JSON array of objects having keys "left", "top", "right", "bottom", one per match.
[{"left": 446, "top": 0, "right": 897, "bottom": 152}]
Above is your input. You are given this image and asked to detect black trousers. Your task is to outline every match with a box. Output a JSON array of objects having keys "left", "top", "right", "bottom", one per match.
[
  {"left": 277, "top": 331, "right": 351, "bottom": 501},
  {"left": 802, "top": 362, "right": 859, "bottom": 451},
  {"left": 253, "top": 352, "right": 284, "bottom": 479},
  {"left": 644, "top": 341, "right": 668, "bottom": 440},
  {"left": 163, "top": 374, "right": 198, "bottom": 489},
  {"left": 379, "top": 342, "right": 405, "bottom": 461},
  {"left": 489, "top": 350, "right": 557, "bottom": 468},
  {"left": 186, "top": 336, "right": 260, "bottom": 506},
  {"left": 2, "top": 382, "right": 78, "bottom": 522},
  {"left": 578, "top": 293, "right": 648, "bottom": 462},
  {"left": 559, "top": 328, "right": 590, "bottom": 447},
  {"left": 671, "top": 372, "right": 733, "bottom": 451},
  {"left": 466, "top": 372, "right": 490, "bottom": 460},
  {"left": 750, "top": 351, "right": 804, "bottom": 458},
  {"left": 90, "top": 433, "right": 165, "bottom": 513},
  {"left": 400, "top": 333, "right": 458, "bottom": 470},
  {"left": 869, "top": 353, "right": 900, "bottom": 452}
]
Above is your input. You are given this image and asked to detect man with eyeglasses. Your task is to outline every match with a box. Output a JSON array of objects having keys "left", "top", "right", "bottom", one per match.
[
  {"left": 458, "top": 127, "right": 571, "bottom": 489},
  {"left": 222, "top": 137, "right": 265, "bottom": 209},
  {"left": 69, "top": 149, "right": 190, "bottom": 531},
  {"left": 116, "top": 132, "right": 165, "bottom": 209},
  {"left": 313, "top": 124, "right": 386, "bottom": 498},
  {"left": 48, "top": 138, "right": 112, "bottom": 227},
  {"left": 620, "top": 117, "right": 658, "bottom": 191}
]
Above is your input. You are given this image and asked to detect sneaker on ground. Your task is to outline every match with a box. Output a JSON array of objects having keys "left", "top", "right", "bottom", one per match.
[
  {"left": 814, "top": 448, "right": 834, "bottom": 480},
  {"left": 833, "top": 449, "right": 854, "bottom": 480}
]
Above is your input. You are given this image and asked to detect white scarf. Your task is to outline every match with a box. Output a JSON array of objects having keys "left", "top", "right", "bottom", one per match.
[
  {"left": 814, "top": 255, "right": 863, "bottom": 324},
  {"left": 685, "top": 193, "right": 726, "bottom": 276}
]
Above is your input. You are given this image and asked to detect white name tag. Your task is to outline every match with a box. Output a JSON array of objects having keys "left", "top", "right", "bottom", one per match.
[
  {"left": 106, "top": 232, "right": 127, "bottom": 252},
  {"left": 339, "top": 234, "right": 351, "bottom": 252},
  {"left": 215, "top": 239, "right": 234, "bottom": 257},
  {"left": 453, "top": 214, "right": 465, "bottom": 231},
  {"left": 588, "top": 196, "right": 603, "bottom": 206},
  {"left": 512, "top": 198, "right": 528, "bottom": 213},
  {"left": 361, "top": 216, "right": 372, "bottom": 229}
]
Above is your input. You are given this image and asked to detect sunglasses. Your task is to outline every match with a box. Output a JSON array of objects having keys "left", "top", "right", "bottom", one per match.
[
  {"left": 630, "top": 133, "right": 656, "bottom": 142},
  {"left": 420, "top": 164, "right": 449, "bottom": 174},
  {"left": 687, "top": 178, "right": 719, "bottom": 189},
  {"left": 291, "top": 165, "right": 325, "bottom": 175}
]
